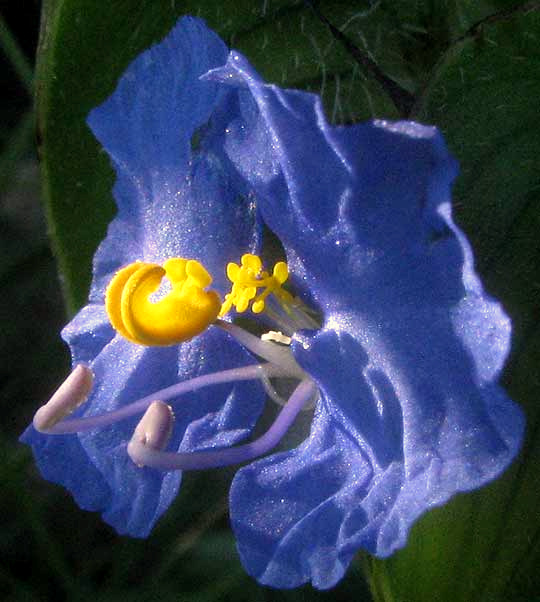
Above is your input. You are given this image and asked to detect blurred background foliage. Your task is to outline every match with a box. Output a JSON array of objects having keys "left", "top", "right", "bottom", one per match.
[{"left": 2, "top": 1, "right": 539, "bottom": 600}]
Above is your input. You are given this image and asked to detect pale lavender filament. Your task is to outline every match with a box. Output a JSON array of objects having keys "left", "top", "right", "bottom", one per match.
[
  {"left": 127, "top": 378, "right": 317, "bottom": 471},
  {"left": 215, "top": 320, "right": 306, "bottom": 377},
  {"left": 47, "top": 363, "right": 283, "bottom": 435}
]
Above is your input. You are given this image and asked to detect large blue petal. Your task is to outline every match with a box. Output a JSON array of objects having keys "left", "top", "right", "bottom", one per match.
[
  {"left": 231, "top": 326, "right": 523, "bottom": 589},
  {"left": 293, "top": 329, "right": 523, "bottom": 548},
  {"left": 87, "top": 17, "right": 259, "bottom": 298},
  {"left": 22, "top": 19, "right": 266, "bottom": 536},
  {"left": 230, "top": 403, "right": 376, "bottom": 590},
  {"left": 207, "top": 51, "right": 524, "bottom": 585}
]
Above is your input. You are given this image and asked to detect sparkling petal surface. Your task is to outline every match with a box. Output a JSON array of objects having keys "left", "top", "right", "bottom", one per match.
[
  {"left": 208, "top": 52, "right": 524, "bottom": 587},
  {"left": 231, "top": 403, "right": 375, "bottom": 590},
  {"left": 21, "top": 18, "right": 264, "bottom": 536},
  {"left": 87, "top": 18, "right": 259, "bottom": 298}
]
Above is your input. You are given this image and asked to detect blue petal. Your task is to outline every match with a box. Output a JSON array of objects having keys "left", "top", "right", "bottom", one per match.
[
  {"left": 209, "top": 47, "right": 523, "bottom": 444},
  {"left": 231, "top": 328, "right": 523, "bottom": 589},
  {"left": 20, "top": 425, "right": 112, "bottom": 513},
  {"left": 61, "top": 303, "right": 114, "bottom": 363},
  {"left": 87, "top": 17, "right": 259, "bottom": 298},
  {"left": 293, "top": 330, "right": 523, "bottom": 547},
  {"left": 207, "top": 51, "right": 524, "bottom": 585},
  {"left": 230, "top": 403, "right": 376, "bottom": 590},
  {"left": 22, "top": 18, "right": 266, "bottom": 536}
]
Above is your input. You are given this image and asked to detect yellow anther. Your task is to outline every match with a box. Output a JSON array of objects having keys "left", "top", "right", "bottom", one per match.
[
  {"left": 242, "top": 254, "right": 262, "bottom": 273},
  {"left": 105, "top": 259, "right": 221, "bottom": 346},
  {"left": 106, "top": 262, "right": 144, "bottom": 343},
  {"left": 273, "top": 262, "right": 288, "bottom": 284},
  {"left": 220, "top": 254, "right": 292, "bottom": 316},
  {"left": 184, "top": 259, "right": 213, "bottom": 288}
]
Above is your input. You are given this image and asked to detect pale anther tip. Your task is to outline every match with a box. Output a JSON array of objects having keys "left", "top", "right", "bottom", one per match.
[
  {"left": 33, "top": 364, "right": 94, "bottom": 433},
  {"left": 261, "top": 331, "right": 292, "bottom": 345},
  {"left": 128, "top": 401, "right": 174, "bottom": 466}
]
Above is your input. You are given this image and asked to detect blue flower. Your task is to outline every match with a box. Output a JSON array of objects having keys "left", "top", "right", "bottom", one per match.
[{"left": 22, "top": 17, "right": 524, "bottom": 590}]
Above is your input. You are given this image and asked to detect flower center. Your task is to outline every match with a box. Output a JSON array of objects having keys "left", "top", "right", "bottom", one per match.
[
  {"left": 32, "top": 253, "right": 322, "bottom": 472},
  {"left": 105, "top": 253, "right": 307, "bottom": 346}
]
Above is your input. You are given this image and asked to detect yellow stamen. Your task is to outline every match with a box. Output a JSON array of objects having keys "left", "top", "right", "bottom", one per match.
[
  {"left": 219, "top": 253, "right": 293, "bottom": 317},
  {"left": 106, "top": 258, "right": 221, "bottom": 346}
]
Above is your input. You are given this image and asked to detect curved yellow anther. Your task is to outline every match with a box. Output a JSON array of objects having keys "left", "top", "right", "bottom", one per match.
[
  {"left": 106, "top": 262, "right": 144, "bottom": 343},
  {"left": 220, "top": 254, "right": 293, "bottom": 316},
  {"left": 105, "top": 259, "right": 221, "bottom": 346}
]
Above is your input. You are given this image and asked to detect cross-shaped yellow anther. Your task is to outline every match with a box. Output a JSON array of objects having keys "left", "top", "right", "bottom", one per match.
[{"left": 219, "top": 254, "right": 292, "bottom": 317}]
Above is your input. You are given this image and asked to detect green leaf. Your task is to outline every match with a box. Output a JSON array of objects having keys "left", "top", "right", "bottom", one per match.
[{"left": 370, "top": 7, "right": 540, "bottom": 602}]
